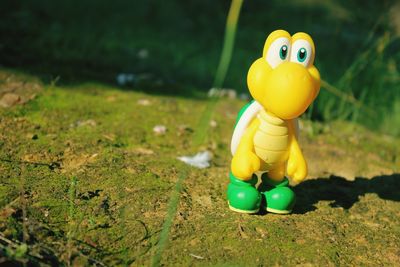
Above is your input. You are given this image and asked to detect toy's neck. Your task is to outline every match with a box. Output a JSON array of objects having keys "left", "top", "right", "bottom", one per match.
[{"left": 258, "top": 109, "right": 285, "bottom": 126}]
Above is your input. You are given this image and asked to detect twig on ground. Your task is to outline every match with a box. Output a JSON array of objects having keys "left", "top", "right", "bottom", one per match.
[{"left": 189, "top": 253, "right": 204, "bottom": 260}]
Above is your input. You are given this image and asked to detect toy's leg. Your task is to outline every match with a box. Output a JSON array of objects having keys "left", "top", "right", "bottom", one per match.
[
  {"left": 257, "top": 163, "right": 285, "bottom": 192},
  {"left": 227, "top": 172, "right": 261, "bottom": 214},
  {"left": 267, "top": 163, "right": 286, "bottom": 182},
  {"left": 259, "top": 165, "right": 296, "bottom": 214}
]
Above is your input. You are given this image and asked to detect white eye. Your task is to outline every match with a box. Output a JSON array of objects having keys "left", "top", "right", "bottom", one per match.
[
  {"left": 266, "top": 37, "right": 291, "bottom": 68},
  {"left": 290, "top": 39, "right": 312, "bottom": 67}
]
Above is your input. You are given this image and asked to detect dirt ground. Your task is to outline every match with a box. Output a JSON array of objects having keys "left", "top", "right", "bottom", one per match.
[{"left": 0, "top": 69, "right": 399, "bottom": 266}]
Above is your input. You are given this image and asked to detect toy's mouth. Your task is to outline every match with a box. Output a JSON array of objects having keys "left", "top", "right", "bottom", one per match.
[{"left": 261, "top": 62, "right": 316, "bottom": 120}]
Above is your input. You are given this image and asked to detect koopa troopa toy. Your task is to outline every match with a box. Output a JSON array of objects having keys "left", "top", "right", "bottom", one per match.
[{"left": 228, "top": 30, "right": 320, "bottom": 214}]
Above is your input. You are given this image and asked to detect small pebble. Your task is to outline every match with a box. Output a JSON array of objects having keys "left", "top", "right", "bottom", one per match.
[
  {"left": 71, "top": 119, "right": 97, "bottom": 128},
  {"left": 116, "top": 73, "right": 136, "bottom": 86},
  {"left": 26, "top": 133, "right": 38, "bottom": 140},
  {"left": 207, "top": 88, "right": 237, "bottom": 99},
  {"left": 133, "top": 147, "right": 155, "bottom": 156},
  {"left": 226, "top": 89, "right": 237, "bottom": 99},
  {"left": 239, "top": 93, "right": 250, "bottom": 101},
  {"left": 153, "top": 125, "right": 167, "bottom": 135},
  {"left": 137, "top": 48, "right": 149, "bottom": 59},
  {"left": 0, "top": 93, "right": 21, "bottom": 108},
  {"left": 177, "top": 125, "right": 194, "bottom": 136},
  {"left": 106, "top": 95, "right": 117, "bottom": 102},
  {"left": 137, "top": 99, "right": 151, "bottom": 106}
]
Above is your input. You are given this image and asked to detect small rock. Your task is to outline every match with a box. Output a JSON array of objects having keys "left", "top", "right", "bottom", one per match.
[
  {"left": 126, "top": 167, "right": 137, "bottom": 174},
  {"left": 132, "top": 147, "right": 155, "bottom": 156},
  {"left": 239, "top": 93, "right": 250, "bottom": 101},
  {"left": 106, "top": 95, "right": 117, "bottom": 102},
  {"left": 116, "top": 73, "right": 136, "bottom": 86},
  {"left": 26, "top": 133, "right": 38, "bottom": 140},
  {"left": 47, "top": 134, "right": 57, "bottom": 140},
  {"left": 137, "top": 99, "right": 151, "bottom": 106},
  {"left": 255, "top": 227, "right": 268, "bottom": 238},
  {"left": 177, "top": 124, "right": 194, "bottom": 136},
  {"left": 209, "top": 141, "right": 218, "bottom": 151},
  {"left": 116, "top": 74, "right": 125, "bottom": 85},
  {"left": 207, "top": 88, "right": 237, "bottom": 99},
  {"left": 0, "top": 207, "right": 16, "bottom": 218},
  {"left": 207, "top": 88, "right": 220, "bottom": 98},
  {"left": 210, "top": 120, "right": 218, "bottom": 128},
  {"left": 226, "top": 89, "right": 237, "bottom": 99},
  {"left": 0, "top": 93, "right": 21, "bottom": 108},
  {"left": 153, "top": 125, "right": 167, "bottom": 135},
  {"left": 137, "top": 48, "right": 149, "bottom": 59},
  {"left": 71, "top": 119, "right": 97, "bottom": 128}
]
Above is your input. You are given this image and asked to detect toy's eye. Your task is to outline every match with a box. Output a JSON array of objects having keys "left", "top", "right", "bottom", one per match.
[
  {"left": 266, "top": 37, "right": 290, "bottom": 68},
  {"left": 280, "top": 45, "right": 288, "bottom": 60},
  {"left": 290, "top": 39, "right": 312, "bottom": 67},
  {"left": 297, "top": 48, "right": 307, "bottom": 62}
]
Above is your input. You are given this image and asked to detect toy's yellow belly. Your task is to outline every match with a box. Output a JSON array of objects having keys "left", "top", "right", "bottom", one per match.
[{"left": 253, "top": 110, "right": 289, "bottom": 169}]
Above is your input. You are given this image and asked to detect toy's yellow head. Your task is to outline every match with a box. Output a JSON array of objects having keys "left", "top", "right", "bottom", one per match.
[{"left": 247, "top": 30, "right": 321, "bottom": 120}]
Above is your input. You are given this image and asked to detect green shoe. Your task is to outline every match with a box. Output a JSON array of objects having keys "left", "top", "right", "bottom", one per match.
[
  {"left": 227, "top": 173, "right": 261, "bottom": 214},
  {"left": 259, "top": 174, "right": 296, "bottom": 214}
]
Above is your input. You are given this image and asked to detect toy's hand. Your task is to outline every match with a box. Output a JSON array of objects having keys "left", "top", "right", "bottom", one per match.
[
  {"left": 231, "top": 152, "right": 260, "bottom": 181},
  {"left": 287, "top": 146, "right": 307, "bottom": 183}
]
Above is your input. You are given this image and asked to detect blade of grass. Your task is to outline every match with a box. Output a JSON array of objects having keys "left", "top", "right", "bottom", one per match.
[
  {"left": 213, "top": 0, "right": 244, "bottom": 89},
  {"left": 66, "top": 176, "right": 77, "bottom": 267},
  {"left": 193, "top": 0, "right": 243, "bottom": 147},
  {"left": 152, "top": 0, "right": 244, "bottom": 265},
  {"left": 151, "top": 168, "right": 188, "bottom": 267}
]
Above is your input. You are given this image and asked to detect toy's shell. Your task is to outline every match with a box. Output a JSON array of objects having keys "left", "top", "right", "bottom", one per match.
[{"left": 230, "top": 101, "right": 299, "bottom": 156}]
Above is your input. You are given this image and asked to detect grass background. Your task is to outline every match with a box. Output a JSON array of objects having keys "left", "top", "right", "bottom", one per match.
[{"left": 1, "top": 0, "right": 399, "bottom": 134}]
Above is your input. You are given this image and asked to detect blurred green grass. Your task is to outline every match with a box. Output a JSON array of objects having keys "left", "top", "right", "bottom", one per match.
[{"left": 1, "top": 0, "right": 399, "bottom": 135}]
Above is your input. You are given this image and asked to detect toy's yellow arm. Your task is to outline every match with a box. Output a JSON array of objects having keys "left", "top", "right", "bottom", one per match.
[
  {"left": 231, "top": 118, "right": 261, "bottom": 181},
  {"left": 287, "top": 119, "right": 307, "bottom": 183}
]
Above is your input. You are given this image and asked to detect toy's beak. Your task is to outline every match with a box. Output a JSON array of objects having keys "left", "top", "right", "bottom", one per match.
[{"left": 263, "top": 62, "right": 317, "bottom": 120}]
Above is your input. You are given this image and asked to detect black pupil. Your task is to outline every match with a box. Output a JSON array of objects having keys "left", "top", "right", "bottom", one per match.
[
  {"left": 299, "top": 48, "right": 306, "bottom": 59},
  {"left": 281, "top": 46, "right": 287, "bottom": 57}
]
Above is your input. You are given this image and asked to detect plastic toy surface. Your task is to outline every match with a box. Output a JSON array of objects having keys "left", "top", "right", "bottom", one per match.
[{"left": 228, "top": 30, "right": 321, "bottom": 214}]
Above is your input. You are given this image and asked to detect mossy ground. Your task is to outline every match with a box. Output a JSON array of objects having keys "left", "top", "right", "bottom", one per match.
[{"left": 0, "top": 69, "right": 399, "bottom": 266}]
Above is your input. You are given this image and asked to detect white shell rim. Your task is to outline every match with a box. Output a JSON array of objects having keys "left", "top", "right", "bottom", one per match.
[
  {"left": 230, "top": 101, "right": 263, "bottom": 156},
  {"left": 230, "top": 101, "right": 300, "bottom": 156}
]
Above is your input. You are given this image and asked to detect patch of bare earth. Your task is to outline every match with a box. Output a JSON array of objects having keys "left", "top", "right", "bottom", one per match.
[{"left": 0, "top": 70, "right": 42, "bottom": 108}]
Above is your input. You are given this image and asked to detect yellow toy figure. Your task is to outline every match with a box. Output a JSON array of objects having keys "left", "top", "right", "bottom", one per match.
[{"left": 228, "top": 30, "right": 321, "bottom": 214}]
